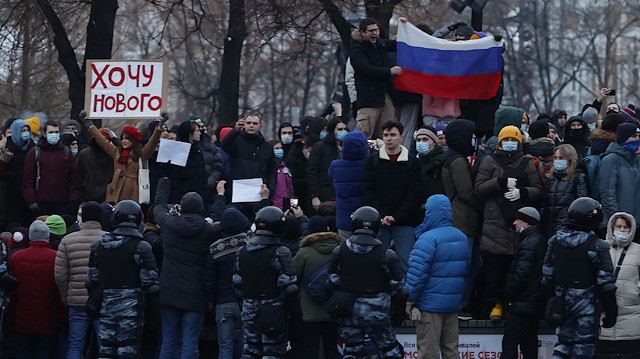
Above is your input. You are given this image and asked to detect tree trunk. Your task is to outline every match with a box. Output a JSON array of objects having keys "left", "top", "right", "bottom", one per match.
[
  {"left": 218, "top": 0, "right": 247, "bottom": 126},
  {"left": 364, "top": 0, "right": 402, "bottom": 39}
]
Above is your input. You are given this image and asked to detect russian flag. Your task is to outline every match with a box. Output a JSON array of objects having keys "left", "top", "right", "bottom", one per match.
[{"left": 395, "top": 21, "right": 503, "bottom": 100}]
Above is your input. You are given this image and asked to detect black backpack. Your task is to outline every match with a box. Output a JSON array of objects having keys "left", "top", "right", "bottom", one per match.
[{"left": 300, "top": 259, "right": 331, "bottom": 303}]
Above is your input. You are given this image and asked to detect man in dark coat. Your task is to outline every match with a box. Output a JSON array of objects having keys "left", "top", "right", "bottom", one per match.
[
  {"left": 221, "top": 114, "right": 277, "bottom": 220},
  {"left": 350, "top": 17, "right": 402, "bottom": 139},
  {"left": 154, "top": 177, "right": 215, "bottom": 359},
  {"left": 502, "top": 207, "right": 546, "bottom": 359}
]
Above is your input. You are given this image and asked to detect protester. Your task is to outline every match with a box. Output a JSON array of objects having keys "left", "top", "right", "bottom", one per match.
[{"left": 269, "top": 139, "right": 294, "bottom": 211}]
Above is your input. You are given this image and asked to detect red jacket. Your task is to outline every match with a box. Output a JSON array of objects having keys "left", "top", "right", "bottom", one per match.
[
  {"left": 22, "top": 138, "right": 78, "bottom": 205},
  {"left": 9, "top": 241, "right": 63, "bottom": 333}
]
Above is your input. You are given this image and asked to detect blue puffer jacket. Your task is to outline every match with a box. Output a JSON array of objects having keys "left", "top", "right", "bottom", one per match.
[
  {"left": 406, "top": 194, "right": 470, "bottom": 312},
  {"left": 328, "top": 131, "right": 368, "bottom": 231}
]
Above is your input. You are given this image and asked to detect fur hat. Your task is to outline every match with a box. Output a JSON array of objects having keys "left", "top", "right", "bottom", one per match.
[
  {"left": 616, "top": 123, "right": 640, "bottom": 144},
  {"left": 121, "top": 126, "right": 142, "bottom": 142},
  {"left": 498, "top": 125, "right": 522, "bottom": 144},
  {"left": 415, "top": 128, "right": 438, "bottom": 144},
  {"left": 515, "top": 207, "right": 540, "bottom": 225},
  {"left": 29, "top": 220, "right": 50, "bottom": 242}
]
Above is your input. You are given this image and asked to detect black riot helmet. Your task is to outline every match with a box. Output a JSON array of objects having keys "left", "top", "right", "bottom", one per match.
[
  {"left": 351, "top": 206, "right": 381, "bottom": 235},
  {"left": 255, "top": 206, "right": 285, "bottom": 236},
  {"left": 568, "top": 197, "right": 603, "bottom": 231},
  {"left": 112, "top": 200, "right": 142, "bottom": 228}
]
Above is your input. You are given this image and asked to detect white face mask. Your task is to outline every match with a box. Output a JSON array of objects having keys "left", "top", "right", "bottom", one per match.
[{"left": 613, "top": 230, "right": 630, "bottom": 240}]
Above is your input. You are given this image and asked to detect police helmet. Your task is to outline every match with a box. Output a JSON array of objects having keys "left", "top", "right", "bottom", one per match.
[
  {"left": 568, "top": 197, "right": 603, "bottom": 231},
  {"left": 112, "top": 200, "right": 142, "bottom": 228},
  {"left": 351, "top": 206, "right": 381, "bottom": 235},
  {"left": 255, "top": 206, "right": 285, "bottom": 236}
]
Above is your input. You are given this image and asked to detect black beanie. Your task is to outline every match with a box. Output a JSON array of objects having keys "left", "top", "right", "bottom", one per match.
[
  {"left": 602, "top": 113, "right": 626, "bottom": 133},
  {"left": 82, "top": 201, "right": 103, "bottom": 223},
  {"left": 616, "top": 123, "right": 640, "bottom": 144},
  {"left": 528, "top": 120, "right": 549, "bottom": 140}
]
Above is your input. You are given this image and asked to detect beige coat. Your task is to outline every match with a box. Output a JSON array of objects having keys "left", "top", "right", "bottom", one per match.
[
  {"left": 54, "top": 221, "right": 106, "bottom": 306},
  {"left": 88, "top": 125, "right": 162, "bottom": 203}
]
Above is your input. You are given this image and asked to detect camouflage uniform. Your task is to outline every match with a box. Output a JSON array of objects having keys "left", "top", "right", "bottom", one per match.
[
  {"left": 87, "top": 233, "right": 159, "bottom": 359},
  {"left": 328, "top": 234, "right": 405, "bottom": 359},
  {"left": 543, "top": 229, "right": 616, "bottom": 359},
  {"left": 233, "top": 235, "right": 298, "bottom": 359}
]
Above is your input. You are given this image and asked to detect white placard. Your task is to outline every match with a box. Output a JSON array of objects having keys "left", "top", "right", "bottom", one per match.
[
  {"left": 232, "top": 178, "right": 263, "bottom": 203},
  {"left": 85, "top": 60, "right": 168, "bottom": 119},
  {"left": 156, "top": 139, "right": 191, "bottom": 167}
]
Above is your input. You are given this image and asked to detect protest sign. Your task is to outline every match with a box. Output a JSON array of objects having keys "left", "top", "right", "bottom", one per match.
[{"left": 85, "top": 60, "right": 169, "bottom": 119}]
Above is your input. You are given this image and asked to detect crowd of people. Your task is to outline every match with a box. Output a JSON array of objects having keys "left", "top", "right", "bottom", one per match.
[{"left": 0, "top": 16, "right": 638, "bottom": 359}]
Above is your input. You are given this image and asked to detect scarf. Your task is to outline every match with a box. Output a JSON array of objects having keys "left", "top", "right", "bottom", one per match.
[{"left": 118, "top": 149, "right": 131, "bottom": 164}]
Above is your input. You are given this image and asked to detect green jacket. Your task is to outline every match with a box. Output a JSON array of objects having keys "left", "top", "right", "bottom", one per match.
[
  {"left": 292, "top": 232, "right": 341, "bottom": 321},
  {"left": 442, "top": 152, "right": 482, "bottom": 237}
]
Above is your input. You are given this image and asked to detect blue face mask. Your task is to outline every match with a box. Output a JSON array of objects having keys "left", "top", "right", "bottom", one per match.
[
  {"left": 520, "top": 124, "right": 528, "bottom": 133},
  {"left": 519, "top": 226, "right": 525, "bottom": 233},
  {"left": 502, "top": 141, "right": 518, "bottom": 152},
  {"left": 46, "top": 133, "right": 60, "bottom": 145},
  {"left": 319, "top": 131, "right": 327, "bottom": 140},
  {"left": 621, "top": 139, "right": 640, "bottom": 152},
  {"left": 20, "top": 132, "right": 30, "bottom": 142},
  {"left": 587, "top": 123, "right": 597, "bottom": 132},
  {"left": 274, "top": 149, "right": 284, "bottom": 159},
  {"left": 335, "top": 130, "right": 348, "bottom": 142},
  {"left": 416, "top": 142, "right": 430, "bottom": 155},
  {"left": 71, "top": 147, "right": 78, "bottom": 156},
  {"left": 554, "top": 159, "right": 568, "bottom": 172},
  {"left": 304, "top": 152, "right": 310, "bottom": 160},
  {"left": 471, "top": 138, "right": 477, "bottom": 148}
]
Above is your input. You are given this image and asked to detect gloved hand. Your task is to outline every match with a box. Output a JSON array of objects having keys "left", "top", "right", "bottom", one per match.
[
  {"left": 405, "top": 302, "right": 421, "bottom": 321},
  {"left": 504, "top": 188, "right": 521, "bottom": 201},
  {"left": 600, "top": 288, "right": 618, "bottom": 328},
  {"left": 494, "top": 35, "right": 503, "bottom": 42},
  {"left": 28, "top": 202, "right": 39, "bottom": 212},
  {"left": 507, "top": 177, "right": 517, "bottom": 189},
  {"left": 449, "top": 21, "right": 467, "bottom": 31}
]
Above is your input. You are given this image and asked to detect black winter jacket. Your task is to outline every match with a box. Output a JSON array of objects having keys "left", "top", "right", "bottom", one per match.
[
  {"left": 504, "top": 226, "right": 546, "bottom": 315},
  {"left": 154, "top": 178, "right": 215, "bottom": 313},
  {"left": 220, "top": 129, "right": 277, "bottom": 196},
  {"left": 362, "top": 146, "right": 422, "bottom": 227},
  {"left": 284, "top": 143, "right": 310, "bottom": 213},
  {"left": 165, "top": 143, "right": 210, "bottom": 205},
  {"left": 306, "top": 136, "right": 341, "bottom": 201},
  {"left": 198, "top": 133, "right": 223, "bottom": 195},
  {"left": 540, "top": 170, "right": 589, "bottom": 237},
  {"left": 350, "top": 37, "right": 396, "bottom": 109}
]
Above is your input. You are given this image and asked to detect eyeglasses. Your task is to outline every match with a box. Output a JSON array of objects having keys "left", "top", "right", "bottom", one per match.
[{"left": 366, "top": 28, "right": 379, "bottom": 33}]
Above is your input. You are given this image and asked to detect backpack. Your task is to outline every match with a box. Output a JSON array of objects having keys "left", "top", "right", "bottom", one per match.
[
  {"left": 301, "top": 259, "right": 331, "bottom": 303},
  {"left": 525, "top": 154, "right": 554, "bottom": 187}
]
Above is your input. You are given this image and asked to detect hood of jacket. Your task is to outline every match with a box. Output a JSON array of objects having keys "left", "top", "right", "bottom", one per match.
[
  {"left": 217, "top": 208, "right": 251, "bottom": 238},
  {"left": 300, "top": 231, "right": 341, "bottom": 254},
  {"left": 588, "top": 129, "right": 617, "bottom": 156},
  {"left": 10, "top": 119, "right": 32, "bottom": 150},
  {"left": 555, "top": 228, "right": 592, "bottom": 248},
  {"left": 351, "top": 29, "right": 363, "bottom": 42},
  {"left": 606, "top": 212, "right": 637, "bottom": 248},
  {"left": 342, "top": 131, "right": 368, "bottom": 161},
  {"left": 494, "top": 106, "right": 525, "bottom": 136},
  {"left": 527, "top": 137, "right": 555, "bottom": 158},
  {"left": 605, "top": 141, "right": 638, "bottom": 163},
  {"left": 445, "top": 119, "right": 475, "bottom": 156},
  {"left": 565, "top": 116, "right": 589, "bottom": 141},
  {"left": 415, "top": 194, "right": 452, "bottom": 237},
  {"left": 63, "top": 120, "right": 82, "bottom": 135}
]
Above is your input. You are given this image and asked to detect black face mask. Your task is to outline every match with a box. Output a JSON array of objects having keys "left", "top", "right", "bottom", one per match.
[
  {"left": 568, "top": 128, "right": 583, "bottom": 137},
  {"left": 606, "top": 109, "right": 618, "bottom": 115}
]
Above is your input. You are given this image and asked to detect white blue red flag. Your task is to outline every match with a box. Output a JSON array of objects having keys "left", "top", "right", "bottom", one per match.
[{"left": 395, "top": 21, "right": 503, "bottom": 100}]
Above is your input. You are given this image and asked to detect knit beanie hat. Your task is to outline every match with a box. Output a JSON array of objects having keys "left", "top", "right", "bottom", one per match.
[
  {"left": 582, "top": 107, "right": 599, "bottom": 123},
  {"left": 61, "top": 130, "right": 76, "bottom": 147},
  {"left": 616, "top": 123, "right": 640, "bottom": 144},
  {"left": 45, "top": 215, "right": 67, "bottom": 236},
  {"left": 515, "top": 207, "right": 540, "bottom": 225},
  {"left": 188, "top": 115, "right": 204, "bottom": 124},
  {"left": 455, "top": 25, "right": 475, "bottom": 40},
  {"left": 29, "top": 220, "right": 50, "bottom": 242},
  {"left": 219, "top": 127, "right": 233, "bottom": 142},
  {"left": 498, "top": 125, "right": 522, "bottom": 144},
  {"left": 24, "top": 117, "right": 40, "bottom": 136},
  {"left": 121, "top": 126, "right": 142, "bottom": 142},
  {"left": 602, "top": 113, "right": 626, "bottom": 133},
  {"left": 308, "top": 215, "right": 329, "bottom": 234},
  {"left": 177, "top": 120, "right": 193, "bottom": 143},
  {"left": 528, "top": 120, "right": 549, "bottom": 140},
  {"left": 415, "top": 128, "right": 438, "bottom": 144},
  {"left": 82, "top": 201, "right": 103, "bottom": 223}
]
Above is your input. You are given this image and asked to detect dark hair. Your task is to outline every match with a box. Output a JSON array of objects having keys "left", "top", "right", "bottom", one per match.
[
  {"left": 359, "top": 18, "right": 377, "bottom": 32},
  {"left": 326, "top": 117, "right": 348, "bottom": 136},
  {"left": 42, "top": 120, "right": 59, "bottom": 132},
  {"left": 118, "top": 132, "right": 142, "bottom": 160},
  {"left": 611, "top": 214, "right": 631, "bottom": 229},
  {"left": 381, "top": 120, "right": 404, "bottom": 134},
  {"left": 268, "top": 139, "right": 282, "bottom": 147}
]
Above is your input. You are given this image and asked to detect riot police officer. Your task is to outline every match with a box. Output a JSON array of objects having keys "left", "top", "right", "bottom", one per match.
[
  {"left": 233, "top": 206, "right": 298, "bottom": 358},
  {"left": 542, "top": 197, "right": 617, "bottom": 359},
  {"left": 86, "top": 200, "right": 159, "bottom": 358},
  {"left": 327, "top": 206, "right": 405, "bottom": 358}
]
